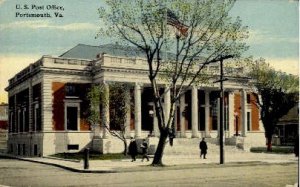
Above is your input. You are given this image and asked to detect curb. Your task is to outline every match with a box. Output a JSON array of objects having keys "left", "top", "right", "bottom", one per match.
[
  {"left": 1, "top": 153, "right": 297, "bottom": 174},
  {"left": 0, "top": 154, "right": 117, "bottom": 173}
]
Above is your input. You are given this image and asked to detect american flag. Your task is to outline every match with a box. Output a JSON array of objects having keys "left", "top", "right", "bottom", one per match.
[{"left": 167, "top": 9, "right": 189, "bottom": 37}]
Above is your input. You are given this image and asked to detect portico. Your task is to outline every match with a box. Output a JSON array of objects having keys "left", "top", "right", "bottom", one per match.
[{"left": 98, "top": 81, "right": 251, "bottom": 140}]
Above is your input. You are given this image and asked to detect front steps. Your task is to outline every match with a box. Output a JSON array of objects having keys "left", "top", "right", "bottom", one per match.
[{"left": 163, "top": 138, "right": 244, "bottom": 156}]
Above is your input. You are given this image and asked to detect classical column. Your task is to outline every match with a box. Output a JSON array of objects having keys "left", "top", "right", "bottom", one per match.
[
  {"left": 241, "top": 90, "right": 247, "bottom": 136},
  {"left": 124, "top": 89, "right": 131, "bottom": 138},
  {"left": 180, "top": 93, "right": 186, "bottom": 138},
  {"left": 102, "top": 83, "right": 110, "bottom": 138},
  {"left": 228, "top": 92, "right": 235, "bottom": 137},
  {"left": 204, "top": 91, "right": 210, "bottom": 137},
  {"left": 191, "top": 86, "right": 199, "bottom": 138},
  {"left": 134, "top": 83, "right": 142, "bottom": 138},
  {"left": 164, "top": 86, "right": 171, "bottom": 125}
]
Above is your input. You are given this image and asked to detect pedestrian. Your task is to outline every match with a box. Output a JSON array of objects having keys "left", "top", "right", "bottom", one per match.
[
  {"left": 141, "top": 139, "right": 150, "bottom": 162},
  {"left": 128, "top": 137, "right": 138, "bottom": 162},
  {"left": 199, "top": 138, "right": 208, "bottom": 159}
]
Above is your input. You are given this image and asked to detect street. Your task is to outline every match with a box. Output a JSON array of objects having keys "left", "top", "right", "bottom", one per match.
[{"left": 0, "top": 158, "right": 298, "bottom": 187}]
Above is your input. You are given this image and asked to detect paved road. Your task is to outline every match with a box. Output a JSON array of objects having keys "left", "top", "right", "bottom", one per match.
[{"left": 0, "top": 158, "right": 298, "bottom": 187}]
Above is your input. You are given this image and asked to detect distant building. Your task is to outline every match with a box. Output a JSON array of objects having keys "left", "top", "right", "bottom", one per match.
[
  {"left": 0, "top": 103, "right": 8, "bottom": 152},
  {"left": 5, "top": 44, "right": 265, "bottom": 156},
  {"left": 275, "top": 104, "right": 299, "bottom": 145},
  {"left": 0, "top": 103, "right": 8, "bottom": 130}
]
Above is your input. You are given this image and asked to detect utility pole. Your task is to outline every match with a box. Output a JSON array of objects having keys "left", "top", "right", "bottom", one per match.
[
  {"left": 211, "top": 55, "right": 233, "bottom": 165},
  {"left": 219, "top": 59, "right": 225, "bottom": 164}
]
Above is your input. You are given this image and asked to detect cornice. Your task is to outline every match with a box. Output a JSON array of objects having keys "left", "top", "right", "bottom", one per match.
[{"left": 101, "top": 67, "right": 149, "bottom": 74}]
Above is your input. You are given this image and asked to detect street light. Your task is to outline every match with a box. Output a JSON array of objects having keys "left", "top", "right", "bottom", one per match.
[{"left": 212, "top": 55, "right": 234, "bottom": 165}]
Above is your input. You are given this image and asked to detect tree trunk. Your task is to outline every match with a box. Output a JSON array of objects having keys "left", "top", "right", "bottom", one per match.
[
  {"left": 151, "top": 130, "right": 168, "bottom": 166},
  {"left": 266, "top": 136, "right": 272, "bottom": 152},
  {"left": 123, "top": 140, "right": 128, "bottom": 156}
]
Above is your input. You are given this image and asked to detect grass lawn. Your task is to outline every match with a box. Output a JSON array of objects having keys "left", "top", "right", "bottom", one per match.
[
  {"left": 50, "top": 152, "right": 143, "bottom": 160},
  {"left": 250, "top": 146, "right": 295, "bottom": 154}
]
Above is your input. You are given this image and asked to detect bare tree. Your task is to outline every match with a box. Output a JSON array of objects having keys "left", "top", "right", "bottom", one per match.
[{"left": 98, "top": 0, "right": 249, "bottom": 166}]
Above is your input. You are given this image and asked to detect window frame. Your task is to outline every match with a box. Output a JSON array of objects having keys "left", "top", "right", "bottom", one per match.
[{"left": 64, "top": 100, "right": 81, "bottom": 131}]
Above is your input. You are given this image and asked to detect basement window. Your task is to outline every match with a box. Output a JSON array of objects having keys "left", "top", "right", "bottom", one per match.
[{"left": 67, "top": 144, "right": 79, "bottom": 150}]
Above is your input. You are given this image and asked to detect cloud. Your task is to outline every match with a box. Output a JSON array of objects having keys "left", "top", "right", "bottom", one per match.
[
  {"left": 0, "top": 0, "right": 5, "bottom": 5},
  {"left": 267, "top": 57, "right": 299, "bottom": 75},
  {"left": 247, "top": 29, "right": 298, "bottom": 45},
  {"left": 0, "top": 20, "right": 98, "bottom": 31},
  {"left": 0, "top": 54, "right": 41, "bottom": 103}
]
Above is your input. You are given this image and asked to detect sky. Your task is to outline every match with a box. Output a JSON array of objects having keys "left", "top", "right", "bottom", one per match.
[{"left": 0, "top": 0, "right": 298, "bottom": 103}]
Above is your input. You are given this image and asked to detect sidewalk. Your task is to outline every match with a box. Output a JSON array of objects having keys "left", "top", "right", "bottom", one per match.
[{"left": 0, "top": 151, "right": 298, "bottom": 173}]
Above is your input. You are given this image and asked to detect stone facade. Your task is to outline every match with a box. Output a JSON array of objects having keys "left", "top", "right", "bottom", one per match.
[{"left": 5, "top": 44, "right": 265, "bottom": 156}]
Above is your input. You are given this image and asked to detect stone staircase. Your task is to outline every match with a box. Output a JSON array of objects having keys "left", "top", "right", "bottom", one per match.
[{"left": 163, "top": 138, "right": 244, "bottom": 156}]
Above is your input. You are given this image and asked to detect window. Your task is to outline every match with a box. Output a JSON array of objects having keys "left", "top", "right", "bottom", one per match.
[
  {"left": 211, "top": 100, "right": 218, "bottom": 117},
  {"left": 65, "top": 84, "right": 77, "bottom": 96},
  {"left": 64, "top": 101, "right": 80, "bottom": 131},
  {"left": 67, "top": 107, "right": 78, "bottom": 130},
  {"left": 211, "top": 100, "right": 218, "bottom": 130},
  {"left": 67, "top": 144, "right": 79, "bottom": 150},
  {"left": 210, "top": 92, "right": 219, "bottom": 131},
  {"left": 247, "top": 112, "right": 251, "bottom": 131},
  {"left": 247, "top": 94, "right": 251, "bottom": 104}
]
